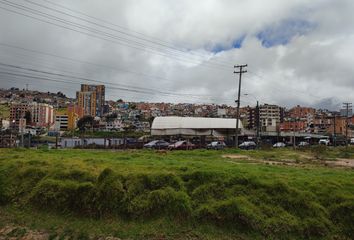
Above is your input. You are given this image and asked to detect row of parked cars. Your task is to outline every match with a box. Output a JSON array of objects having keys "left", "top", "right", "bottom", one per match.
[
  {"left": 144, "top": 138, "right": 354, "bottom": 151},
  {"left": 143, "top": 140, "right": 227, "bottom": 150}
]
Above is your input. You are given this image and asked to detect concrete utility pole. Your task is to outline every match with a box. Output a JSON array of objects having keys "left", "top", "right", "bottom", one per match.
[
  {"left": 333, "top": 114, "right": 337, "bottom": 147},
  {"left": 343, "top": 102, "right": 352, "bottom": 146},
  {"left": 234, "top": 64, "right": 247, "bottom": 148},
  {"left": 256, "top": 101, "right": 260, "bottom": 146}
]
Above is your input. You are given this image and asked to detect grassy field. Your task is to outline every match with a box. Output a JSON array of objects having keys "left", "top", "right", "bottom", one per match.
[{"left": 0, "top": 147, "right": 353, "bottom": 239}]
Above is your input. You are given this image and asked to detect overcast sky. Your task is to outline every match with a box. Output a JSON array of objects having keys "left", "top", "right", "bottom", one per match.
[{"left": 0, "top": 0, "right": 353, "bottom": 109}]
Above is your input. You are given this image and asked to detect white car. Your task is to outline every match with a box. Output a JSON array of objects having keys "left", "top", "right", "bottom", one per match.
[
  {"left": 207, "top": 141, "right": 226, "bottom": 150},
  {"left": 319, "top": 139, "right": 330, "bottom": 146},
  {"left": 298, "top": 141, "right": 309, "bottom": 147},
  {"left": 350, "top": 138, "right": 354, "bottom": 145},
  {"left": 273, "top": 142, "right": 286, "bottom": 148}
]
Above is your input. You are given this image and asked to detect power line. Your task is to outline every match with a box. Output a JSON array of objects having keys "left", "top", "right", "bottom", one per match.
[
  {"left": 0, "top": 42, "right": 169, "bottom": 82},
  {"left": 24, "top": 0, "right": 232, "bottom": 67},
  {"left": 0, "top": 62, "right": 234, "bottom": 101},
  {"left": 0, "top": 66, "right": 236, "bottom": 103},
  {"left": 0, "top": 0, "right": 230, "bottom": 70},
  {"left": 38, "top": 0, "right": 231, "bottom": 66}
]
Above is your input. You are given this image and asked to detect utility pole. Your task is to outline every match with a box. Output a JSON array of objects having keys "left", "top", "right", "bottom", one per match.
[
  {"left": 343, "top": 102, "right": 352, "bottom": 146},
  {"left": 234, "top": 64, "right": 247, "bottom": 148},
  {"left": 293, "top": 118, "right": 296, "bottom": 150},
  {"left": 256, "top": 101, "right": 260, "bottom": 147},
  {"left": 333, "top": 114, "right": 336, "bottom": 147}
]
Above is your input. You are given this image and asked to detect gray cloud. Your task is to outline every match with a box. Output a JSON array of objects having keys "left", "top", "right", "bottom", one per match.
[{"left": 0, "top": 0, "right": 353, "bottom": 110}]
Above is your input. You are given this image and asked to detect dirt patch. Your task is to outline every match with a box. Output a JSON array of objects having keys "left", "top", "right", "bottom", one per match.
[
  {"left": 223, "top": 154, "right": 354, "bottom": 169},
  {"left": 222, "top": 154, "right": 251, "bottom": 160},
  {"left": 325, "top": 158, "right": 354, "bottom": 168}
]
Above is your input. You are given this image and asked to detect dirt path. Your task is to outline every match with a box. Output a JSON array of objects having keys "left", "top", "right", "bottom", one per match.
[{"left": 222, "top": 154, "right": 354, "bottom": 169}]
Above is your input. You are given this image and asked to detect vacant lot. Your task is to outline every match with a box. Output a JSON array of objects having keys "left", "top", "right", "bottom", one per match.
[{"left": 0, "top": 147, "right": 353, "bottom": 239}]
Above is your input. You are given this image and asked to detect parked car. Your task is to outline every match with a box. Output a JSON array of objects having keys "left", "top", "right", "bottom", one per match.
[
  {"left": 350, "top": 138, "right": 354, "bottom": 145},
  {"left": 207, "top": 141, "right": 226, "bottom": 150},
  {"left": 239, "top": 141, "right": 257, "bottom": 150},
  {"left": 144, "top": 140, "right": 170, "bottom": 149},
  {"left": 298, "top": 141, "right": 309, "bottom": 147},
  {"left": 273, "top": 142, "right": 286, "bottom": 148},
  {"left": 168, "top": 140, "right": 195, "bottom": 150},
  {"left": 319, "top": 139, "right": 330, "bottom": 146}
]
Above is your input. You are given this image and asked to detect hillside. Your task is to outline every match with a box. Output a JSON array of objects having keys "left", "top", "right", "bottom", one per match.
[{"left": 0, "top": 148, "right": 353, "bottom": 239}]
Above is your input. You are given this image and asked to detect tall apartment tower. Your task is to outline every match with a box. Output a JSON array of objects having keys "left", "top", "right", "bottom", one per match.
[{"left": 76, "top": 84, "right": 105, "bottom": 117}]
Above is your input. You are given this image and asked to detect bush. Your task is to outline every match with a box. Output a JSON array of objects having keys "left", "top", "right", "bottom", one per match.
[
  {"left": 147, "top": 187, "right": 191, "bottom": 218},
  {"left": 95, "top": 168, "right": 125, "bottom": 216},
  {"left": 330, "top": 200, "right": 354, "bottom": 238},
  {"left": 181, "top": 171, "right": 227, "bottom": 192},
  {"left": 50, "top": 169, "right": 96, "bottom": 183},
  {"left": 195, "top": 197, "right": 264, "bottom": 230},
  {"left": 0, "top": 174, "right": 7, "bottom": 205},
  {"left": 11, "top": 167, "right": 47, "bottom": 200},
  {"left": 301, "top": 218, "right": 329, "bottom": 238},
  {"left": 310, "top": 145, "right": 328, "bottom": 159},
  {"left": 29, "top": 179, "right": 94, "bottom": 214},
  {"left": 191, "top": 183, "right": 226, "bottom": 204}
]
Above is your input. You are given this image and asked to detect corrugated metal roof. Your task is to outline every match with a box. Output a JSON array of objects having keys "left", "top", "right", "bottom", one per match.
[{"left": 151, "top": 116, "right": 243, "bottom": 130}]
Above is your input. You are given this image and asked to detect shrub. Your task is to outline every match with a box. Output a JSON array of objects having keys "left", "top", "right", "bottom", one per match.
[
  {"left": 301, "top": 218, "right": 329, "bottom": 238},
  {"left": 11, "top": 167, "right": 47, "bottom": 200},
  {"left": 95, "top": 168, "right": 125, "bottom": 216},
  {"left": 146, "top": 187, "right": 191, "bottom": 218},
  {"left": 191, "top": 183, "right": 226, "bottom": 204},
  {"left": 148, "top": 173, "right": 184, "bottom": 191},
  {"left": 29, "top": 179, "right": 88, "bottom": 212},
  {"left": 50, "top": 169, "right": 96, "bottom": 183},
  {"left": 0, "top": 174, "right": 7, "bottom": 205},
  {"left": 195, "top": 197, "right": 264, "bottom": 230},
  {"left": 330, "top": 200, "right": 354, "bottom": 238},
  {"left": 181, "top": 171, "right": 226, "bottom": 192},
  {"left": 310, "top": 145, "right": 328, "bottom": 159}
]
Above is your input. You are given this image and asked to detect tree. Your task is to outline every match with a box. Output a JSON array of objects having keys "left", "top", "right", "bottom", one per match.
[
  {"left": 77, "top": 116, "right": 95, "bottom": 131},
  {"left": 106, "top": 113, "right": 118, "bottom": 122},
  {"left": 24, "top": 111, "right": 32, "bottom": 126}
]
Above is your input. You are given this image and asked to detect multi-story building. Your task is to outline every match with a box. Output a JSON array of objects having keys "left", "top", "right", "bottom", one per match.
[
  {"left": 67, "top": 104, "right": 84, "bottom": 130},
  {"left": 10, "top": 103, "right": 29, "bottom": 129},
  {"left": 288, "top": 105, "right": 316, "bottom": 120},
  {"left": 259, "top": 104, "right": 283, "bottom": 132},
  {"left": 77, "top": 84, "right": 105, "bottom": 117},
  {"left": 31, "top": 102, "right": 54, "bottom": 128},
  {"left": 10, "top": 102, "right": 54, "bottom": 129},
  {"left": 280, "top": 120, "right": 307, "bottom": 132},
  {"left": 55, "top": 114, "right": 69, "bottom": 131},
  {"left": 54, "top": 104, "right": 84, "bottom": 131}
]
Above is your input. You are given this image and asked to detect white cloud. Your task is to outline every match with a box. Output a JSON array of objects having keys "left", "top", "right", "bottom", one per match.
[{"left": 0, "top": 0, "right": 353, "bottom": 109}]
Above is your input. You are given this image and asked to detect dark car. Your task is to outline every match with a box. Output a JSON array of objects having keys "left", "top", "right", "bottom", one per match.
[
  {"left": 144, "top": 140, "right": 170, "bottom": 149},
  {"left": 239, "top": 141, "right": 257, "bottom": 150},
  {"left": 207, "top": 141, "right": 226, "bottom": 150},
  {"left": 168, "top": 140, "right": 195, "bottom": 150}
]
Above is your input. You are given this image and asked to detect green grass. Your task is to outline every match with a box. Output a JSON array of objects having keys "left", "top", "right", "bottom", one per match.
[
  {"left": 0, "top": 148, "right": 353, "bottom": 239},
  {"left": 0, "top": 104, "right": 9, "bottom": 119}
]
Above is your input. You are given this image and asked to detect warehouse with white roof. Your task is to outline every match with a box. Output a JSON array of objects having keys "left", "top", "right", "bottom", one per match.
[{"left": 151, "top": 116, "right": 243, "bottom": 137}]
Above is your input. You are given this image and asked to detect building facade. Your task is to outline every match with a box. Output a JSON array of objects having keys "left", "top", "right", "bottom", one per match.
[
  {"left": 77, "top": 84, "right": 105, "bottom": 117},
  {"left": 10, "top": 102, "right": 54, "bottom": 129},
  {"left": 259, "top": 104, "right": 283, "bottom": 132}
]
